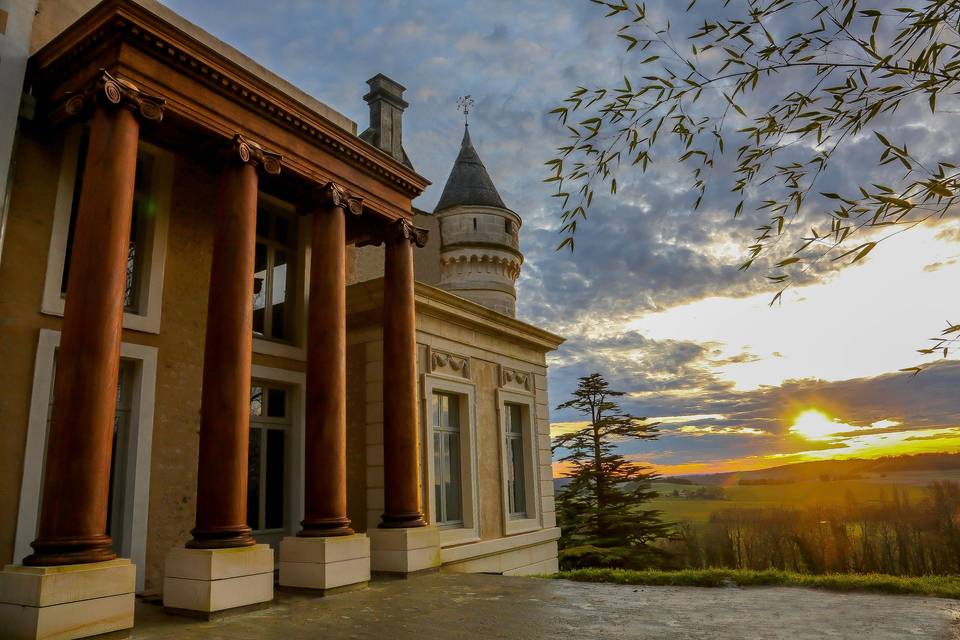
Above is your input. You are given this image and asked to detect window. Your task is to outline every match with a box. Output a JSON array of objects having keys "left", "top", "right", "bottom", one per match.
[
  {"left": 45, "top": 358, "right": 135, "bottom": 549},
  {"left": 16, "top": 329, "right": 160, "bottom": 593},
  {"left": 505, "top": 403, "right": 527, "bottom": 517},
  {"left": 253, "top": 202, "right": 296, "bottom": 342},
  {"left": 498, "top": 391, "right": 541, "bottom": 534},
  {"left": 42, "top": 127, "right": 172, "bottom": 334},
  {"left": 61, "top": 142, "right": 154, "bottom": 313},
  {"left": 432, "top": 392, "right": 463, "bottom": 526},
  {"left": 421, "top": 374, "right": 479, "bottom": 545},
  {"left": 247, "top": 382, "right": 290, "bottom": 535},
  {"left": 504, "top": 219, "right": 512, "bottom": 234}
]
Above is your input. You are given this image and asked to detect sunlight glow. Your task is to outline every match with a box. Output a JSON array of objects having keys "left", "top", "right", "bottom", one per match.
[{"left": 789, "top": 409, "right": 851, "bottom": 441}]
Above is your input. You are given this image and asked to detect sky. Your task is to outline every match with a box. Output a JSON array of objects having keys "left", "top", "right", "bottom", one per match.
[{"left": 160, "top": 0, "right": 960, "bottom": 476}]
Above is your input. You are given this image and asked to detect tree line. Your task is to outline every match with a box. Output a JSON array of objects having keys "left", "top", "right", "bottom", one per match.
[{"left": 664, "top": 482, "right": 960, "bottom": 576}]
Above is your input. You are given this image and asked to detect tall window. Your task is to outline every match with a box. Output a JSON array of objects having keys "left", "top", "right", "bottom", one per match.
[
  {"left": 60, "top": 132, "right": 154, "bottom": 313},
  {"left": 432, "top": 392, "right": 463, "bottom": 526},
  {"left": 247, "top": 382, "right": 290, "bottom": 534},
  {"left": 253, "top": 202, "right": 296, "bottom": 342},
  {"left": 505, "top": 403, "right": 527, "bottom": 517}
]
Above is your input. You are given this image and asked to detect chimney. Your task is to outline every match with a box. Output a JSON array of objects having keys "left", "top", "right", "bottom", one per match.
[{"left": 361, "top": 73, "right": 411, "bottom": 167}]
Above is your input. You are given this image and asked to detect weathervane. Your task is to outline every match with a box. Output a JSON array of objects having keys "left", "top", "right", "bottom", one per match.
[{"left": 457, "top": 95, "right": 474, "bottom": 126}]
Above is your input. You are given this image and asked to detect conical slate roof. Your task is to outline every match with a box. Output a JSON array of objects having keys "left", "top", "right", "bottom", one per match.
[{"left": 434, "top": 126, "right": 506, "bottom": 212}]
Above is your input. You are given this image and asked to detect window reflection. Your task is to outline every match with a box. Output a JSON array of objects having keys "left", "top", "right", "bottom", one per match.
[{"left": 253, "top": 202, "right": 296, "bottom": 342}]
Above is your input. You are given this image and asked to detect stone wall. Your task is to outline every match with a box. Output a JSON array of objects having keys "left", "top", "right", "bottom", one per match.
[{"left": 347, "top": 279, "right": 560, "bottom": 573}]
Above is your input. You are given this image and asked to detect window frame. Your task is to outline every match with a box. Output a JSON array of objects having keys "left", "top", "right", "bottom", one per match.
[
  {"left": 247, "top": 380, "right": 293, "bottom": 542},
  {"left": 41, "top": 126, "right": 173, "bottom": 334},
  {"left": 421, "top": 374, "right": 479, "bottom": 547},
  {"left": 248, "top": 364, "right": 306, "bottom": 549},
  {"left": 251, "top": 193, "right": 308, "bottom": 361},
  {"left": 432, "top": 391, "right": 465, "bottom": 527},
  {"left": 497, "top": 389, "right": 541, "bottom": 535},
  {"left": 15, "top": 329, "right": 158, "bottom": 593}
]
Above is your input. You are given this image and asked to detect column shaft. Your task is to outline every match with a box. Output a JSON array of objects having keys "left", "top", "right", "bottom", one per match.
[
  {"left": 300, "top": 187, "right": 353, "bottom": 536},
  {"left": 188, "top": 159, "right": 259, "bottom": 548},
  {"left": 380, "top": 221, "right": 427, "bottom": 528},
  {"left": 25, "top": 104, "right": 141, "bottom": 566}
]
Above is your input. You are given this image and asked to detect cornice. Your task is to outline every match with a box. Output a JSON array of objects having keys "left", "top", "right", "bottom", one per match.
[
  {"left": 29, "top": 0, "right": 430, "bottom": 200},
  {"left": 346, "top": 278, "right": 565, "bottom": 353}
]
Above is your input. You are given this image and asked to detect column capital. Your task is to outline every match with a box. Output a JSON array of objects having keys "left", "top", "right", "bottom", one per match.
[
  {"left": 391, "top": 218, "right": 429, "bottom": 248},
  {"left": 62, "top": 69, "right": 165, "bottom": 123},
  {"left": 303, "top": 182, "right": 363, "bottom": 215},
  {"left": 358, "top": 218, "right": 428, "bottom": 248},
  {"left": 227, "top": 134, "right": 282, "bottom": 175}
]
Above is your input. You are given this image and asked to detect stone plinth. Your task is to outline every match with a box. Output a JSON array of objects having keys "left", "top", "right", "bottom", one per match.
[
  {"left": 278, "top": 534, "right": 369, "bottom": 593},
  {"left": 163, "top": 544, "right": 273, "bottom": 618},
  {"left": 0, "top": 558, "right": 135, "bottom": 640},
  {"left": 368, "top": 526, "right": 440, "bottom": 574}
]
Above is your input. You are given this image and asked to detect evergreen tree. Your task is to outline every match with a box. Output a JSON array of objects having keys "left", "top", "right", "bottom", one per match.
[{"left": 553, "top": 373, "right": 672, "bottom": 569}]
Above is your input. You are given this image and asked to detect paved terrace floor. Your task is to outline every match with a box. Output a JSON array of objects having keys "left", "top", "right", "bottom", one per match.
[{"left": 132, "top": 573, "right": 960, "bottom": 640}]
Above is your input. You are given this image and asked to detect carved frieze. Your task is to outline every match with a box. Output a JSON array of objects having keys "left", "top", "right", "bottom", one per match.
[
  {"left": 427, "top": 346, "right": 470, "bottom": 379},
  {"left": 500, "top": 365, "right": 532, "bottom": 392}
]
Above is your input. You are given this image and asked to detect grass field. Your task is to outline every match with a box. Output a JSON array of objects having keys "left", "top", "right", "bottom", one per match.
[
  {"left": 549, "top": 568, "right": 960, "bottom": 599},
  {"left": 650, "top": 470, "right": 960, "bottom": 524}
]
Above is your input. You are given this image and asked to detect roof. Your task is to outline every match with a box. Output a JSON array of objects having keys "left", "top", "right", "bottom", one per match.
[
  {"left": 34, "top": 0, "right": 357, "bottom": 134},
  {"left": 434, "top": 126, "right": 506, "bottom": 213}
]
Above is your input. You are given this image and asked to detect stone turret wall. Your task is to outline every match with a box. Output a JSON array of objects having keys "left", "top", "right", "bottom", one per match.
[{"left": 437, "top": 204, "right": 522, "bottom": 317}]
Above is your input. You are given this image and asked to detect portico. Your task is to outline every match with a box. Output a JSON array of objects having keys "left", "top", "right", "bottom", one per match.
[{"left": 0, "top": 0, "right": 432, "bottom": 633}]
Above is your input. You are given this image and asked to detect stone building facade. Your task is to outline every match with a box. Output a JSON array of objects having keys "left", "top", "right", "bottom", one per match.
[{"left": 0, "top": 1, "right": 562, "bottom": 638}]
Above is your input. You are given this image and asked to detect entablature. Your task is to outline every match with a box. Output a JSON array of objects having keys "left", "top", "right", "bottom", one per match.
[{"left": 28, "top": 0, "right": 430, "bottom": 223}]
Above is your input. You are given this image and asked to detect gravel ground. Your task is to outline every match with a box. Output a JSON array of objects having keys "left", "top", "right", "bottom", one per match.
[{"left": 132, "top": 572, "right": 960, "bottom": 640}]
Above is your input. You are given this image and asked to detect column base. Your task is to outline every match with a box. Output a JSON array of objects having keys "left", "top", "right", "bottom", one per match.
[
  {"left": 162, "top": 544, "right": 273, "bottom": 618},
  {"left": 0, "top": 558, "right": 135, "bottom": 640},
  {"left": 278, "top": 534, "right": 369, "bottom": 593},
  {"left": 368, "top": 526, "right": 441, "bottom": 575}
]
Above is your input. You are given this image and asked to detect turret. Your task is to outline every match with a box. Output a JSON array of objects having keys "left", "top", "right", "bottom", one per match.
[{"left": 433, "top": 125, "right": 522, "bottom": 317}]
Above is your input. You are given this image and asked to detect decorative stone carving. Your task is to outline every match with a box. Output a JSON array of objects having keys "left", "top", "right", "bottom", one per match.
[
  {"left": 427, "top": 347, "right": 470, "bottom": 379},
  {"left": 229, "top": 134, "right": 282, "bottom": 175},
  {"left": 500, "top": 365, "right": 532, "bottom": 392},
  {"left": 62, "top": 68, "right": 165, "bottom": 123},
  {"left": 320, "top": 182, "right": 363, "bottom": 215},
  {"left": 393, "top": 219, "right": 429, "bottom": 247},
  {"left": 356, "top": 218, "right": 428, "bottom": 248}
]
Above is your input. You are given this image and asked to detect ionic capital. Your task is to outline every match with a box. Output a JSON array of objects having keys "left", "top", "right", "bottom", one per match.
[
  {"left": 228, "top": 134, "right": 282, "bottom": 175},
  {"left": 355, "top": 218, "right": 429, "bottom": 248},
  {"left": 309, "top": 182, "right": 363, "bottom": 215},
  {"left": 391, "top": 219, "right": 429, "bottom": 248},
  {"left": 63, "top": 69, "right": 165, "bottom": 123}
]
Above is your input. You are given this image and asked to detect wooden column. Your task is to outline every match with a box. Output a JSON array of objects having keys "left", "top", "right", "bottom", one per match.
[
  {"left": 380, "top": 219, "right": 429, "bottom": 529},
  {"left": 26, "top": 72, "right": 164, "bottom": 566},
  {"left": 188, "top": 135, "right": 281, "bottom": 549},
  {"left": 299, "top": 183, "right": 362, "bottom": 537}
]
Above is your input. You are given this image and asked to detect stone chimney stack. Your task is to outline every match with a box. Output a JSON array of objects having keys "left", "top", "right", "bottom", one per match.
[{"left": 361, "top": 73, "right": 411, "bottom": 167}]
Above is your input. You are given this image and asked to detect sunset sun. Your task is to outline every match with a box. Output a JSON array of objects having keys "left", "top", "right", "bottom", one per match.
[{"left": 789, "top": 410, "right": 845, "bottom": 441}]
